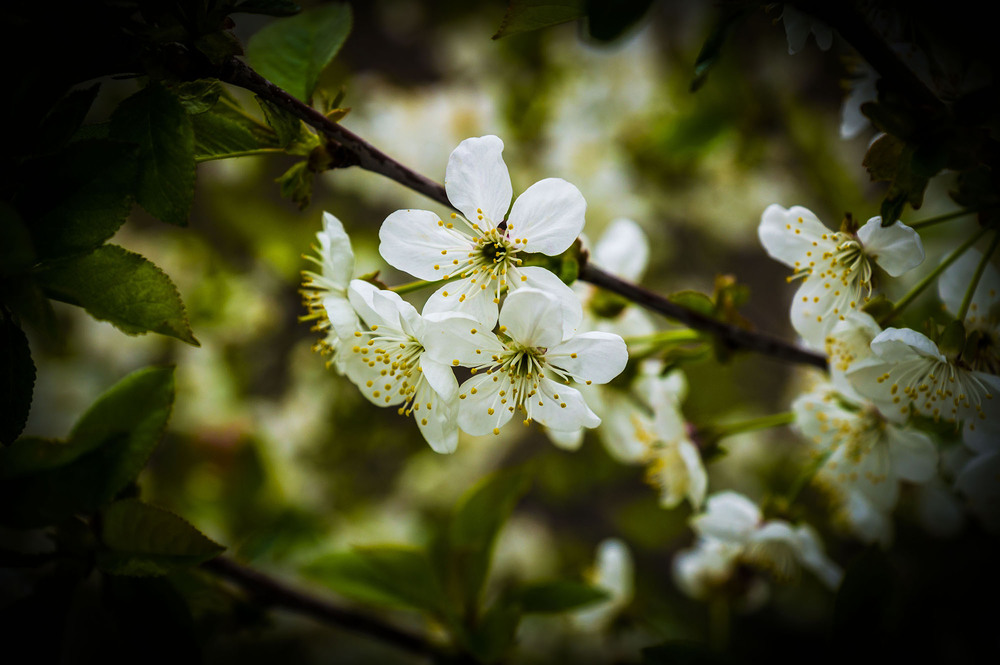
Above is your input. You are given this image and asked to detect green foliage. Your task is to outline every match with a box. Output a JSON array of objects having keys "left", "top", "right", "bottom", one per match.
[
  {"left": 690, "top": 5, "right": 749, "bottom": 92},
  {"left": 257, "top": 97, "right": 306, "bottom": 148},
  {"left": 0, "top": 315, "right": 35, "bottom": 445},
  {"left": 864, "top": 134, "right": 929, "bottom": 224},
  {"left": 29, "top": 140, "right": 138, "bottom": 259},
  {"left": 0, "top": 366, "right": 175, "bottom": 526},
  {"left": 34, "top": 244, "right": 199, "bottom": 345},
  {"left": 447, "top": 468, "right": 532, "bottom": 611},
  {"left": 510, "top": 580, "right": 609, "bottom": 613},
  {"left": 246, "top": 2, "right": 353, "bottom": 103},
  {"left": 276, "top": 160, "right": 315, "bottom": 209},
  {"left": 172, "top": 79, "right": 223, "bottom": 115},
  {"left": 304, "top": 546, "right": 450, "bottom": 614},
  {"left": 110, "top": 82, "right": 195, "bottom": 226},
  {"left": 98, "top": 499, "right": 225, "bottom": 576},
  {"left": 493, "top": 0, "right": 585, "bottom": 39}
]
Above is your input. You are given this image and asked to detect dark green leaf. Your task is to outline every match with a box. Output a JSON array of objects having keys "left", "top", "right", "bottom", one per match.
[
  {"left": 0, "top": 366, "right": 175, "bottom": 526},
  {"left": 246, "top": 2, "right": 352, "bottom": 103},
  {"left": 512, "top": 580, "right": 609, "bottom": 613},
  {"left": 492, "top": 0, "right": 585, "bottom": 39},
  {"left": 234, "top": 0, "right": 301, "bottom": 16},
  {"left": 0, "top": 316, "right": 34, "bottom": 445},
  {"left": 37, "top": 84, "right": 100, "bottom": 155},
  {"left": 304, "top": 546, "right": 448, "bottom": 614},
  {"left": 449, "top": 468, "right": 532, "bottom": 611},
  {"left": 98, "top": 499, "right": 224, "bottom": 576},
  {"left": 0, "top": 276, "right": 61, "bottom": 348},
  {"left": 191, "top": 93, "right": 280, "bottom": 161},
  {"left": 276, "top": 161, "right": 314, "bottom": 209},
  {"left": 585, "top": 0, "right": 654, "bottom": 42},
  {"left": 194, "top": 30, "right": 244, "bottom": 64},
  {"left": 690, "top": 6, "right": 748, "bottom": 92},
  {"left": 464, "top": 601, "right": 522, "bottom": 663},
  {"left": 31, "top": 139, "right": 137, "bottom": 259},
  {"left": 863, "top": 134, "right": 928, "bottom": 223},
  {"left": 172, "top": 79, "right": 222, "bottom": 115},
  {"left": 109, "top": 83, "right": 195, "bottom": 226},
  {"left": 668, "top": 290, "right": 715, "bottom": 316},
  {"left": 257, "top": 96, "right": 305, "bottom": 147},
  {"left": 35, "top": 244, "right": 198, "bottom": 345},
  {"left": 0, "top": 203, "right": 35, "bottom": 275}
]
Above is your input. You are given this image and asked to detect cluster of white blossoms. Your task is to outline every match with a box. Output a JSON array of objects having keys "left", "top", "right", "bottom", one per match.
[
  {"left": 760, "top": 204, "right": 1000, "bottom": 541},
  {"left": 303, "top": 136, "right": 628, "bottom": 453}
]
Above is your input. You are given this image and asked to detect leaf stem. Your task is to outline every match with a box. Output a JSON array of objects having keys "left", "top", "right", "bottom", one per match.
[
  {"left": 956, "top": 230, "right": 1000, "bottom": 323},
  {"left": 906, "top": 208, "right": 977, "bottom": 230},
  {"left": 880, "top": 225, "right": 992, "bottom": 324},
  {"left": 389, "top": 279, "right": 441, "bottom": 295},
  {"left": 700, "top": 411, "right": 795, "bottom": 441},
  {"left": 195, "top": 148, "right": 286, "bottom": 162},
  {"left": 622, "top": 330, "right": 702, "bottom": 346}
]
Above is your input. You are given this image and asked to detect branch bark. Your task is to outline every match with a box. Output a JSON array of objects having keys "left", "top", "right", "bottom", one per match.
[
  {"left": 218, "top": 56, "right": 827, "bottom": 369},
  {"left": 203, "top": 556, "right": 444, "bottom": 660}
]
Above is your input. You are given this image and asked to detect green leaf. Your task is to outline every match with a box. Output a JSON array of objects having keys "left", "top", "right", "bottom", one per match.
[
  {"left": 512, "top": 580, "right": 609, "bottom": 614},
  {"left": 233, "top": 0, "right": 301, "bottom": 16},
  {"left": 275, "top": 161, "right": 314, "bottom": 209},
  {"left": 246, "top": 2, "right": 352, "bottom": 103},
  {"left": 37, "top": 84, "right": 100, "bottom": 154},
  {"left": 191, "top": 92, "right": 281, "bottom": 161},
  {"left": 0, "top": 366, "right": 175, "bottom": 526},
  {"left": 0, "top": 316, "right": 35, "bottom": 445},
  {"left": 34, "top": 244, "right": 199, "bottom": 345},
  {"left": 0, "top": 276, "right": 61, "bottom": 347},
  {"left": 464, "top": 601, "right": 522, "bottom": 663},
  {"left": 448, "top": 468, "right": 532, "bottom": 611},
  {"left": 0, "top": 202, "right": 36, "bottom": 275},
  {"left": 585, "top": 0, "right": 654, "bottom": 42},
  {"left": 492, "top": 0, "right": 585, "bottom": 39},
  {"left": 257, "top": 96, "right": 305, "bottom": 148},
  {"left": 304, "top": 546, "right": 448, "bottom": 614},
  {"left": 172, "top": 79, "right": 222, "bottom": 115},
  {"left": 31, "top": 139, "right": 138, "bottom": 259},
  {"left": 110, "top": 82, "right": 195, "bottom": 226},
  {"left": 668, "top": 290, "right": 715, "bottom": 316},
  {"left": 690, "top": 6, "right": 748, "bottom": 92},
  {"left": 98, "top": 499, "right": 224, "bottom": 576}
]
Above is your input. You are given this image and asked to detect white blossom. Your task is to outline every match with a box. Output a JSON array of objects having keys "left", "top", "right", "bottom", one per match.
[
  {"left": 423, "top": 288, "right": 627, "bottom": 437},
  {"left": 571, "top": 538, "right": 634, "bottom": 632},
  {"left": 781, "top": 5, "right": 833, "bottom": 55},
  {"left": 378, "top": 135, "right": 584, "bottom": 335},
  {"left": 759, "top": 204, "right": 924, "bottom": 348},
  {"left": 342, "top": 280, "right": 463, "bottom": 453}
]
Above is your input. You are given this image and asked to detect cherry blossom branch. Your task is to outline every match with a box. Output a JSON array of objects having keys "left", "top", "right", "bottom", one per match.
[
  {"left": 203, "top": 556, "right": 445, "bottom": 659},
  {"left": 219, "top": 56, "right": 826, "bottom": 369},
  {"left": 956, "top": 230, "right": 999, "bottom": 322}
]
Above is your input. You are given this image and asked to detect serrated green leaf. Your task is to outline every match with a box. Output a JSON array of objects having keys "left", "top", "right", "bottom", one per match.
[
  {"left": 234, "top": 0, "right": 301, "bottom": 16},
  {"left": 275, "top": 161, "right": 314, "bottom": 209},
  {"left": 0, "top": 316, "right": 35, "bottom": 445},
  {"left": 512, "top": 580, "right": 609, "bottom": 613},
  {"left": 110, "top": 83, "right": 195, "bottom": 226},
  {"left": 37, "top": 84, "right": 100, "bottom": 155},
  {"left": 257, "top": 96, "right": 305, "bottom": 147},
  {"left": 449, "top": 468, "right": 532, "bottom": 611},
  {"left": 191, "top": 93, "right": 281, "bottom": 161},
  {"left": 34, "top": 244, "right": 198, "bottom": 345},
  {"left": 31, "top": 139, "right": 138, "bottom": 259},
  {"left": 0, "top": 366, "right": 175, "bottom": 526},
  {"left": 0, "top": 202, "right": 35, "bottom": 275},
  {"left": 493, "top": 0, "right": 585, "bottom": 39},
  {"left": 98, "top": 499, "right": 224, "bottom": 576},
  {"left": 172, "top": 79, "right": 222, "bottom": 115},
  {"left": 304, "top": 546, "right": 448, "bottom": 614},
  {"left": 246, "top": 2, "right": 352, "bottom": 103}
]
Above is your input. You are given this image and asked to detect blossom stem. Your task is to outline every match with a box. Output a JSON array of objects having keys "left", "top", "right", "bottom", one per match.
[
  {"left": 880, "top": 225, "right": 992, "bottom": 324},
  {"left": 622, "top": 330, "right": 701, "bottom": 346},
  {"left": 700, "top": 412, "right": 795, "bottom": 442},
  {"left": 195, "top": 148, "right": 287, "bottom": 163},
  {"left": 956, "top": 230, "right": 1000, "bottom": 323},
  {"left": 390, "top": 279, "right": 441, "bottom": 295},
  {"left": 906, "top": 208, "right": 977, "bottom": 230}
]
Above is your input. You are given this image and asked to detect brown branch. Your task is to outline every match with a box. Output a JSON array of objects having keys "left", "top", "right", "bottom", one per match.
[
  {"left": 203, "top": 556, "right": 444, "bottom": 660},
  {"left": 579, "top": 263, "right": 827, "bottom": 369},
  {"left": 218, "top": 56, "right": 826, "bottom": 369}
]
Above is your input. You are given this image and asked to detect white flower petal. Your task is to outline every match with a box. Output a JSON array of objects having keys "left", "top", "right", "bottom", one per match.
[
  {"left": 782, "top": 5, "right": 811, "bottom": 55},
  {"left": 445, "top": 135, "right": 512, "bottom": 227},
  {"left": 546, "top": 427, "right": 585, "bottom": 450},
  {"left": 857, "top": 218, "right": 924, "bottom": 276},
  {"left": 498, "top": 288, "right": 565, "bottom": 349},
  {"left": 513, "top": 266, "right": 583, "bottom": 338},
  {"left": 886, "top": 427, "right": 937, "bottom": 483},
  {"left": 423, "top": 278, "right": 499, "bottom": 330},
  {"left": 457, "top": 372, "right": 512, "bottom": 435},
  {"left": 789, "top": 271, "right": 862, "bottom": 349},
  {"left": 422, "top": 313, "right": 505, "bottom": 367},
  {"left": 317, "top": 211, "right": 354, "bottom": 290},
  {"left": 506, "top": 178, "right": 586, "bottom": 255},
  {"left": 322, "top": 293, "right": 360, "bottom": 339},
  {"left": 593, "top": 218, "right": 649, "bottom": 282},
  {"left": 379, "top": 208, "right": 474, "bottom": 281},
  {"left": 598, "top": 396, "right": 649, "bottom": 463},
  {"left": 530, "top": 379, "right": 600, "bottom": 431},
  {"left": 693, "top": 492, "right": 761, "bottom": 543},
  {"left": 938, "top": 248, "right": 1000, "bottom": 326},
  {"left": 348, "top": 279, "right": 406, "bottom": 329},
  {"left": 419, "top": 356, "right": 459, "bottom": 403},
  {"left": 547, "top": 332, "right": 628, "bottom": 385},
  {"left": 758, "top": 204, "right": 833, "bottom": 269},
  {"left": 679, "top": 440, "right": 708, "bottom": 510},
  {"left": 869, "top": 327, "right": 946, "bottom": 362},
  {"left": 413, "top": 380, "right": 459, "bottom": 454},
  {"left": 792, "top": 525, "right": 842, "bottom": 589}
]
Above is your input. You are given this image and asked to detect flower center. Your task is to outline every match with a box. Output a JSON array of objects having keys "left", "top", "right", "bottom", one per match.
[
  {"left": 875, "top": 356, "right": 994, "bottom": 422},
  {"left": 351, "top": 324, "right": 428, "bottom": 410}
]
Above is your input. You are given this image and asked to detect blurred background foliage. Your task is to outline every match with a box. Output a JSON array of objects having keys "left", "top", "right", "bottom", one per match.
[{"left": 3, "top": 1, "right": 997, "bottom": 663}]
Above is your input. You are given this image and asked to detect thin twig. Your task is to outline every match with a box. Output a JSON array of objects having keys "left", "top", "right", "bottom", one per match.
[
  {"left": 219, "top": 57, "right": 826, "bottom": 369},
  {"left": 579, "top": 263, "right": 827, "bottom": 368},
  {"left": 203, "top": 556, "right": 443, "bottom": 660}
]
